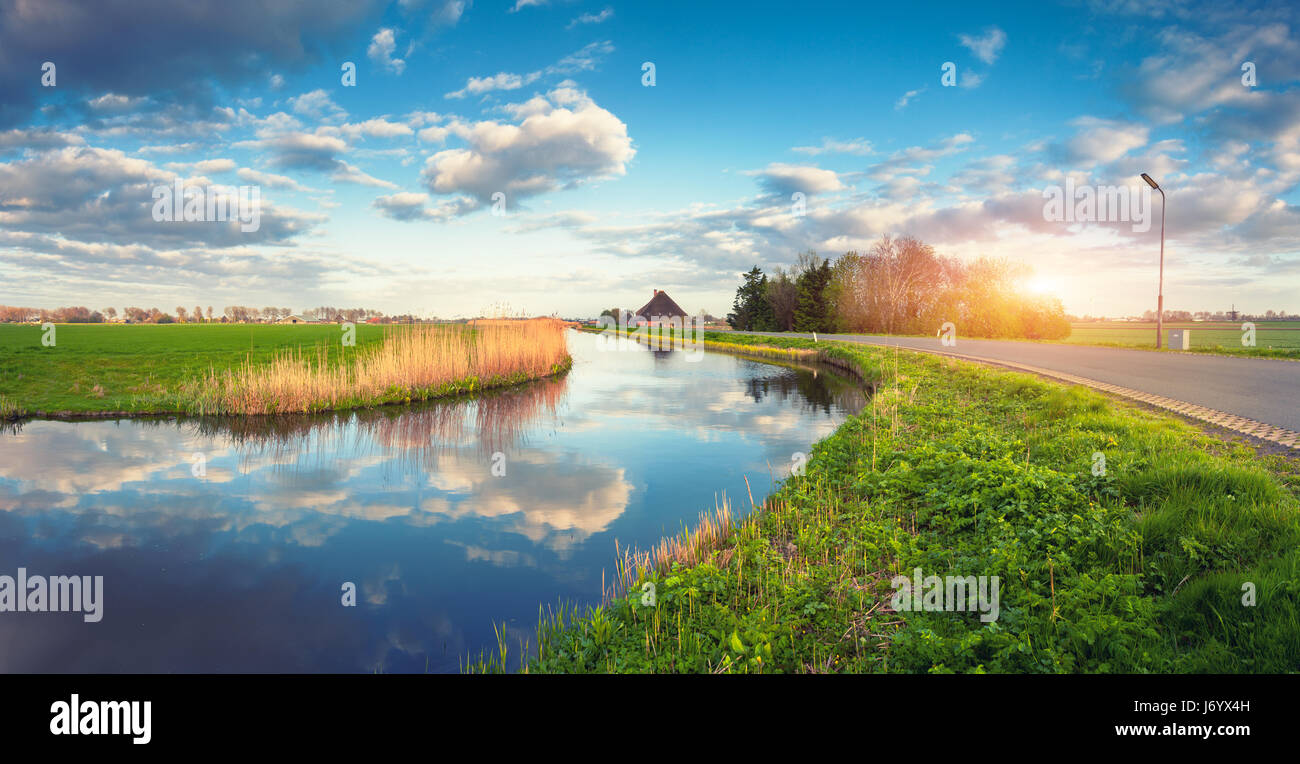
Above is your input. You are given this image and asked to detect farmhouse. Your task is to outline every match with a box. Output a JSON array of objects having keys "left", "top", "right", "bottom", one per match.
[
  {"left": 278, "top": 315, "right": 307, "bottom": 324},
  {"left": 633, "top": 289, "right": 688, "bottom": 327}
]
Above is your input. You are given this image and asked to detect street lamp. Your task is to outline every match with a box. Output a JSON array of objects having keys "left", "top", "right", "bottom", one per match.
[{"left": 1141, "top": 173, "right": 1166, "bottom": 349}]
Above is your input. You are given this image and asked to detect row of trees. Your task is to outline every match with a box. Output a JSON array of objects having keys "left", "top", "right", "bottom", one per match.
[
  {"left": 0, "top": 305, "right": 380, "bottom": 323},
  {"left": 0, "top": 305, "right": 109, "bottom": 323},
  {"left": 1, "top": 305, "right": 225, "bottom": 323},
  {"left": 221, "top": 306, "right": 297, "bottom": 322},
  {"left": 1136, "top": 309, "right": 1299, "bottom": 322},
  {"left": 302, "top": 307, "right": 384, "bottom": 323},
  {"left": 727, "top": 236, "right": 1071, "bottom": 340},
  {"left": 728, "top": 252, "right": 839, "bottom": 333}
]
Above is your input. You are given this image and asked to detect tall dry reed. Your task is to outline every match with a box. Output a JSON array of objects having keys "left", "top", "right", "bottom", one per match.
[
  {"left": 608, "top": 498, "right": 738, "bottom": 602},
  {"left": 183, "top": 319, "right": 569, "bottom": 415}
]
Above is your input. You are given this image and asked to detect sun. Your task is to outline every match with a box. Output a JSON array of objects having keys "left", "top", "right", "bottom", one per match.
[{"left": 1024, "top": 276, "right": 1062, "bottom": 296}]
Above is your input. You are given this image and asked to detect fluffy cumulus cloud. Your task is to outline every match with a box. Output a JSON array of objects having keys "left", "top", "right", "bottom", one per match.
[
  {"left": 390, "top": 87, "right": 633, "bottom": 218},
  {"left": 0, "top": 146, "right": 321, "bottom": 249},
  {"left": 0, "top": 139, "right": 381, "bottom": 298},
  {"left": 289, "top": 90, "right": 347, "bottom": 122},
  {"left": 367, "top": 28, "right": 406, "bottom": 75},
  {"left": 1060, "top": 117, "right": 1150, "bottom": 165},
  {"left": 751, "top": 163, "right": 845, "bottom": 196}
]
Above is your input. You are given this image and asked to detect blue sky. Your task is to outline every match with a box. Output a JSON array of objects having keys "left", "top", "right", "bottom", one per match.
[{"left": 1, "top": 0, "right": 1298, "bottom": 318}]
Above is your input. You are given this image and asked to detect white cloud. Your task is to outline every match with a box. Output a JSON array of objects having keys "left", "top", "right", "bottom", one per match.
[
  {"left": 959, "top": 27, "right": 1007, "bottom": 65},
  {"left": 751, "top": 163, "right": 845, "bottom": 196},
  {"left": 0, "top": 128, "right": 84, "bottom": 150},
  {"left": 289, "top": 89, "right": 347, "bottom": 121},
  {"left": 87, "top": 93, "right": 146, "bottom": 112},
  {"left": 331, "top": 161, "right": 398, "bottom": 189},
  {"left": 444, "top": 41, "right": 613, "bottom": 99},
  {"left": 331, "top": 118, "right": 415, "bottom": 140},
  {"left": 419, "top": 87, "right": 634, "bottom": 213},
  {"left": 894, "top": 89, "right": 923, "bottom": 110},
  {"left": 792, "top": 137, "right": 872, "bottom": 156},
  {"left": 567, "top": 7, "right": 612, "bottom": 29},
  {"left": 551, "top": 41, "right": 613, "bottom": 74},
  {"left": 165, "top": 158, "right": 237, "bottom": 175},
  {"left": 367, "top": 29, "right": 406, "bottom": 75},
  {"left": 0, "top": 145, "right": 322, "bottom": 251},
  {"left": 237, "top": 168, "right": 311, "bottom": 192},
  {"left": 1126, "top": 24, "right": 1292, "bottom": 124},
  {"left": 1064, "top": 117, "right": 1150, "bottom": 165},
  {"left": 867, "top": 133, "right": 975, "bottom": 181},
  {"left": 242, "top": 129, "right": 397, "bottom": 188},
  {"left": 446, "top": 72, "right": 538, "bottom": 100},
  {"left": 433, "top": 0, "right": 467, "bottom": 28},
  {"left": 372, "top": 191, "right": 477, "bottom": 221}
]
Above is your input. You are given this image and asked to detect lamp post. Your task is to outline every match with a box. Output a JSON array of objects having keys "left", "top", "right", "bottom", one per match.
[{"left": 1141, "top": 173, "right": 1166, "bottom": 348}]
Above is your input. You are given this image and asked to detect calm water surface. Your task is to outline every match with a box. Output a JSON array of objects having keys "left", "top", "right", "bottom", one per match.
[{"left": 0, "top": 331, "right": 863, "bottom": 672}]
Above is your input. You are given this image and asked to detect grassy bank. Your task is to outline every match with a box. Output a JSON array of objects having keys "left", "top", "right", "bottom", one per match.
[
  {"left": 588, "top": 321, "right": 1300, "bottom": 360},
  {"left": 487, "top": 331, "right": 1299, "bottom": 673},
  {"left": 0, "top": 320, "right": 570, "bottom": 417}
]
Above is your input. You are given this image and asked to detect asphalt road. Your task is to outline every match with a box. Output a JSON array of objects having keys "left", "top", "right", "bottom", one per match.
[{"left": 747, "top": 332, "right": 1300, "bottom": 432}]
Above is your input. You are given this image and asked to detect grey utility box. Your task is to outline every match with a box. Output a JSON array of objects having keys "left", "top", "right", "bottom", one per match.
[{"left": 1168, "top": 329, "right": 1190, "bottom": 350}]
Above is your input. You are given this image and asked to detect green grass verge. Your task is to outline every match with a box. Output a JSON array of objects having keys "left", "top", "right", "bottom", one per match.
[
  {"left": 581, "top": 321, "right": 1300, "bottom": 359},
  {"left": 484, "top": 331, "right": 1299, "bottom": 673}
]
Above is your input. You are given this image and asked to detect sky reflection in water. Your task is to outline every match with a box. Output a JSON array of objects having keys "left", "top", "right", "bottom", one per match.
[{"left": 0, "top": 331, "right": 863, "bottom": 672}]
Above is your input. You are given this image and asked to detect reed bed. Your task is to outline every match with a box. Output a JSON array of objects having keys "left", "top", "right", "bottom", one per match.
[
  {"left": 608, "top": 498, "right": 740, "bottom": 602},
  {"left": 181, "top": 319, "right": 569, "bottom": 415},
  {"left": 0, "top": 394, "right": 24, "bottom": 420}
]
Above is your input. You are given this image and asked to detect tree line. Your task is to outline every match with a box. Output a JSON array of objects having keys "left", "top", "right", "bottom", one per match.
[
  {"left": 0, "top": 305, "right": 382, "bottom": 323},
  {"left": 726, "top": 235, "right": 1071, "bottom": 340}
]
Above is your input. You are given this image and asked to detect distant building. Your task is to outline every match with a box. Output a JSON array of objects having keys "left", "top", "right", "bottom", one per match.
[
  {"left": 278, "top": 315, "right": 307, "bottom": 324},
  {"left": 633, "top": 289, "right": 688, "bottom": 327}
]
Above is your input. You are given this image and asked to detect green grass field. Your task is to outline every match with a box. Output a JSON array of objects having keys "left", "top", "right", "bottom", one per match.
[
  {"left": 0, "top": 323, "right": 389, "bottom": 414},
  {"left": 1065, "top": 321, "right": 1300, "bottom": 357}
]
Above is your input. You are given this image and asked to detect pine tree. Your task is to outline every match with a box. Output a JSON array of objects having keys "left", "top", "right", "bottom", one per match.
[
  {"left": 727, "top": 266, "right": 776, "bottom": 330},
  {"left": 793, "top": 256, "right": 833, "bottom": 332}
]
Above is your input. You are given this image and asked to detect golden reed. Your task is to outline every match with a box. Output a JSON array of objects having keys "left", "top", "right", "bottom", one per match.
[
  {"left": 185, "top": 319, "right": 569, "bottom": 415},
  {"left": 609, "top": 498, "right": 737, "bottom": 602}
]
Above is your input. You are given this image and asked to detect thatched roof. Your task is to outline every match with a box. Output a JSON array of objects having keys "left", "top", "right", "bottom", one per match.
[{"left": 634, "top": 290, "right": 688, "bottom": 320}]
